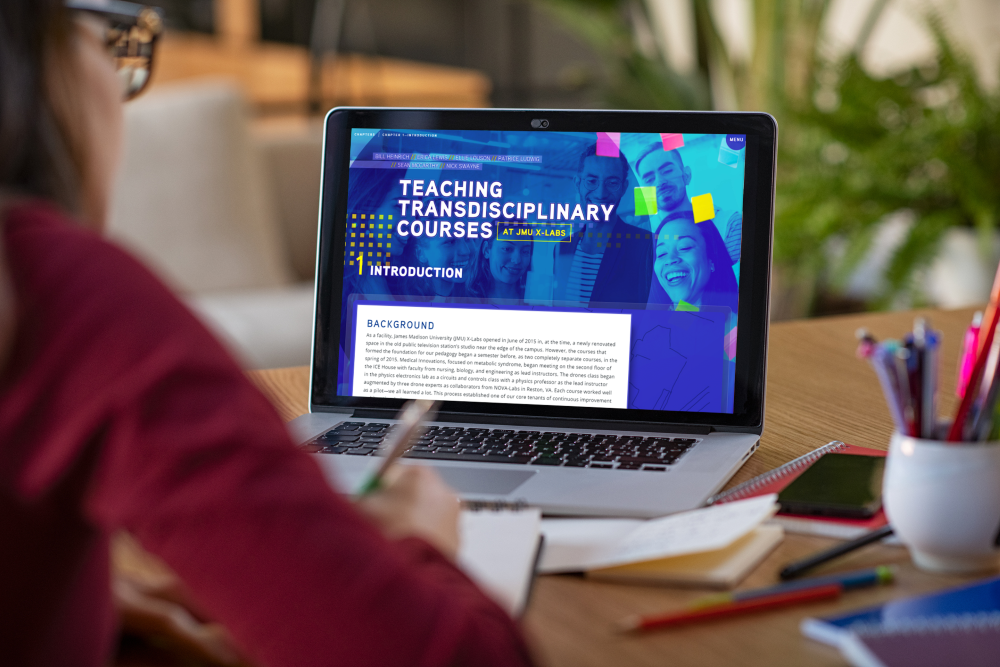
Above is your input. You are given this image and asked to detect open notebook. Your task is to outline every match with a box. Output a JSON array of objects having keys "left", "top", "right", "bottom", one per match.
[
  {"left": 458, "top": 503, "right": 543, "bottom": 617},
  {"left": 538, "top": 495, "right": 781, "bottom": 588}
]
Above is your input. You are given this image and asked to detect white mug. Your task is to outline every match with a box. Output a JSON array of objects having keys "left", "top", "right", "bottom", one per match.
[{"left": 884, "top": 431, "right": 1000, "bottom": 574}]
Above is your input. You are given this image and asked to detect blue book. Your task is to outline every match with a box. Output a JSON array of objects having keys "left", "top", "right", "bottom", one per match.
[{"left": 802, "top": 575, "right": 1000, "bottom": 647}]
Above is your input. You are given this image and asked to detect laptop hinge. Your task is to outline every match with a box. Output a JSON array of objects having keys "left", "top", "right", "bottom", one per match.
[{"left": 349, "top": 408, "right": 712, "bottom": 435}]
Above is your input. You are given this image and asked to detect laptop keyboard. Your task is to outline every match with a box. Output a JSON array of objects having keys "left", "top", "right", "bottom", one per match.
[{"left": 308, "top": 422, "right": 698, "bottom": 471}]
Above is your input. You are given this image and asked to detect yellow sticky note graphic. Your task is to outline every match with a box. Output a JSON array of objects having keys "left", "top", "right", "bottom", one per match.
[{"left": 691, "top": 193, "right": 715, "bottom": 223}]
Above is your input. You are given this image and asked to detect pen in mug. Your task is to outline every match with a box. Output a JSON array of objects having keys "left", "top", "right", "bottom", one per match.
[
  {"left": 356, "top": 399, "right": 439, "bottom": 496},
  {"left": 855, "top": 328, "right": 877, "bottom": 359},
  {"left": 913, "top": 320, "right": 940, "bottom": 439},
  {"left": 893, "top": 346, "right": 915, "bottom": 436},
  {"left": 857, "top": 332, "right": 907, "bottom": 433},
  {"left": 957, "top": 311, "right": 983, "bottom": 398},
  {"left": 925, "top": 331, "right": 940, "bottom": 438},
  {"left": 904, "top": 337, "right": 923, "bottom": 438},
  {"left": 860, "top": 336, "right": 910, "bottom": 434},
  {"left": 949, "top": 261, "right": 1000, "bottom": 441},
  {"left": 966, "top": 325, "right": 1000, "bottom": 442},
  {"left": 872, "top": 347, "right": 907, "bottom": 433}
]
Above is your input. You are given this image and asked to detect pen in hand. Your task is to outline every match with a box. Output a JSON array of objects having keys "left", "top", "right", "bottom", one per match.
[{"left": 357, "top": 399, "right": 439, "bottom": 496}]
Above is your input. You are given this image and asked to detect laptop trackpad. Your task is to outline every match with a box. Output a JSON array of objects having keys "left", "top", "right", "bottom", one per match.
[{"left": 432, "top": 466, "right": 536, "bottom": 495}]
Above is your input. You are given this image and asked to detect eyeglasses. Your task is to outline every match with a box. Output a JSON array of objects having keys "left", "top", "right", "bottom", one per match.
[{"left": 66, "top": 1, "right": 164, "bottom": 100}]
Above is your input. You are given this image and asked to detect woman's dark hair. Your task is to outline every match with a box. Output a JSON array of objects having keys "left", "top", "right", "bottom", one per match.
[
  {"left": 650, "top": 211, "right": 739, "bottom": 317},
  {"left": 466, "top": 224, "right": 532, "bottom": 300},
  {"left": 0, "top": 0, "right": 83, "bottom": 367},
  {"left": 0, "top": 0, "right": 82, "bottom": 213}
]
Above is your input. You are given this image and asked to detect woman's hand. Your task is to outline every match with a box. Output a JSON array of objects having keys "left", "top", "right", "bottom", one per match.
[
  {"left": 112, "top": 532, "right": 250, "bottom": 666},
  {"left": 355, "top": 465, "right": 461, "bottom": 560},
  {"left": 114, "top": 575, "right": 248, "bottom": 666}
]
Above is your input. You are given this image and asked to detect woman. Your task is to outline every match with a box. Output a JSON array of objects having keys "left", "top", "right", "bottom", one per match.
[
  {"left": 0, "top": 3, "right": 532, "bottom": 666},
  {"left": 650, "top": 210, "right": 739, "bottom": 318},
  {"left": 649, "top": 210, "right": 739, "bottom": 412},
  {"left": 467, "top": 227, "right": 533, "bottom": 302}
]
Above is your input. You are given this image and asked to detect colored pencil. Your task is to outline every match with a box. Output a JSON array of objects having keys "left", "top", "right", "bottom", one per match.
[
  {"left": 618, "top": 566, "right": 894, "bottom": 633},
  {"left": 617, "top": 585, "right": 842, "bottom": 632}
]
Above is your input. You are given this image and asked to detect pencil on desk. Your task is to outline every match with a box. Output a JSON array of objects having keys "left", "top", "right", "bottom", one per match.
[
  {"left": 618, "top": 585, "right": 842, "bottom": 633},
  {"left": 618, "top": 566, "right": 894, "bottom": 633}
]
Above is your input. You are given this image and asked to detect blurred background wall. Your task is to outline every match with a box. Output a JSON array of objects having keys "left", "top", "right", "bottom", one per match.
[{"left": 111, "top": 0, "right": 1000, "bottom": 368}]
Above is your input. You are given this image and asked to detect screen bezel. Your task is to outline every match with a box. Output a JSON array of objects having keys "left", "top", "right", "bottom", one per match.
[{"left": 311, "top": 108, "right": 776, "bottom": 433}]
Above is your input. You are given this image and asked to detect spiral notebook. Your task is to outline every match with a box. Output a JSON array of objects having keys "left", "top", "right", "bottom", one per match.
[
  {"left": 802, "top": 575, "right": 1000, "bottom": 658},
  {"left": 838, "top": 615, "right": 1000, "bottom": 667},
  {"left": 707, "top": 440, "right": 888, "bottom": 539}
]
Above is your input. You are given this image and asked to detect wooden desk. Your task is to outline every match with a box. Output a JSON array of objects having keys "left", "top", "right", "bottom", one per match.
[{"left": 248, "top": 306, "right": 996, "bottom": 666}]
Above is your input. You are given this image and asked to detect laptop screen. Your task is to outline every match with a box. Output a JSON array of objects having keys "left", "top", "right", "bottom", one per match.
[{"left": 334, "top": 128, "right": 747, "bottom": 415}]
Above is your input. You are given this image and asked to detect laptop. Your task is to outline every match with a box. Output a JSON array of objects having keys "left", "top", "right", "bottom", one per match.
[{"left": 289, "top": 108, "right": 777, "bottom": 518}]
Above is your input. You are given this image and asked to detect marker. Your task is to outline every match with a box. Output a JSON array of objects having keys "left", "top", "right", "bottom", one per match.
[
  {"left": 949, "top": 262, "right": 1000, "bottom": 441},
  {"left": 957, "top": 311, "right": 983, "bottom": 398}
]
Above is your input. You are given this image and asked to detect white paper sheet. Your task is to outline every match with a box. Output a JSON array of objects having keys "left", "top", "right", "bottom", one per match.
[
  {"left": 539, "top": 495, "right": 778, "bottom": 573},
  {"left": 539, "top": 518, "right": 645, "bottom": 573},
  {"left": 458, "top": 508, "right": 542, "bottom": 615}
]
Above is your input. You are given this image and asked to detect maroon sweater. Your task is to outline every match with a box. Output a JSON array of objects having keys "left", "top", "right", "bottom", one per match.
[{"left": 0, "top": 202, "right": 533, "bottom": 667}]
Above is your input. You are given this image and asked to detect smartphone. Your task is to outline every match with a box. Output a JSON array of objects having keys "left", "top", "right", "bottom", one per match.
[{"left": 777, "top": 454, "right": 885, "bottom": 519}]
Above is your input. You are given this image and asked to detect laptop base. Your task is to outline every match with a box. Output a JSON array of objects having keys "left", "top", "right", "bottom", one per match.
[{"left": 290, "top": 413, "right": 759, "bottom": 518}]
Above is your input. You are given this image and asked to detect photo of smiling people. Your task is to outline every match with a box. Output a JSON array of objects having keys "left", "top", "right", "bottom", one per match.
[
  {"left": 632, "top": 135, "right": 742, "bottom": 320},
  {"left": 554, "top": 142, "right": 654, "bottom": 308},
  {"left": 633, "top": 136, "right": 744, "bottom": 277},
  {"left": 467, "top": 223, "right": 534, "bottom": 302},
  {"left": 623, "top": 133, "right": 746, "bottom": 412}
]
